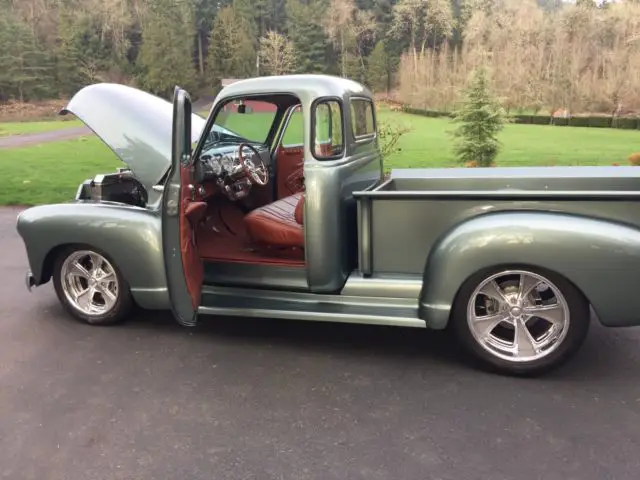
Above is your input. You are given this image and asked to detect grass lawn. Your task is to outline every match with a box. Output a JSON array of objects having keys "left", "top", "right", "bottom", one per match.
[
  {"left": 0, "top": 119, "right": 82, "bottom": 137},
  {"left": 382, "top": 110, "right": 640, "bottom": 168},
  {"left": 0, "top": 136, "right": 119, "bottom": 205},
  {"left": 2, "top": 110, "right": 640, "bottom": 205}
]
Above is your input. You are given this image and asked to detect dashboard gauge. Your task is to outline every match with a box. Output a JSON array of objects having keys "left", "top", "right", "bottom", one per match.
[
  {"left": 220, "top": 155, "right": 234, "bottom": 172},
  {"left": 209, "top": 158, "right": 222, "bottom": 176}
]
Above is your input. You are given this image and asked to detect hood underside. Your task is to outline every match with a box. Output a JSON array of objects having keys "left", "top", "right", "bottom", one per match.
[{"left": 61, "top": 83, "right": 206, "bottom": 191}]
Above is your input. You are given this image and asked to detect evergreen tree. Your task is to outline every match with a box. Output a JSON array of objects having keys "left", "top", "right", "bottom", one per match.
[
  {"left": 451, "top": 68, "right": 507, "bottom": 167},
  {"left": 194, "top": 0, "right": 227, "bottom": 76},
  {"left": 232, "top": 0, "right": 259, "bottom": 41},
  {"left": 207, "top": 6, "right": 257, "bottom": 86},
  {"left": 366, "top": 40, "right": 391, "bottom": 92},
  {"left": 285, "top": 0, "right": 330, "bottom": 74},
  {"left": 138, "top": 0, "right": 197, "bottom": 96},
  {"left": 0, "top": 13, "right": 52, "bottom": 101}
]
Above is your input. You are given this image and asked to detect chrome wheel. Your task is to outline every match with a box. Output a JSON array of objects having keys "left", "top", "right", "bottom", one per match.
[
  {"left": 60, "top": 250, "right": 119, "bottom": 317},
  {"left": 466, "top": 270, "right": 570, "bottom": 363}
]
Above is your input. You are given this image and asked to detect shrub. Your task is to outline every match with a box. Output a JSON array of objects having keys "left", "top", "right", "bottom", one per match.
[
  {"left": 531, "top": 115, "right": 551, "bottom": 125},
  {"left": 377, "top": 106, "right": 412, "bottom": 158},
  {"left": 588, "top": 116, "right": 612, "bottom": 128},
  {"left": 628, "top": 153, "right": 640, "bottom": 166},
  {"left": 613, "top": 118, "right": 638, "bottom": 129},
  {"left": 568, "top": 117, "right": 590, "bottom": 128}
]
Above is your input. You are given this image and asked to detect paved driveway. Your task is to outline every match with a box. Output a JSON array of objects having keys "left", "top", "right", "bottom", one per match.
[
  {"left": 2, "top": 207, "right": 640, "bottom": 480},
  {"left": 0, "top": 126, "right": 91, "bottom": 149}
]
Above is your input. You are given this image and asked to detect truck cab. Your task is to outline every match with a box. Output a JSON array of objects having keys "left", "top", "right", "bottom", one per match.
[{"left": 165, "top": 75, "right": 384, "bottom": 325}]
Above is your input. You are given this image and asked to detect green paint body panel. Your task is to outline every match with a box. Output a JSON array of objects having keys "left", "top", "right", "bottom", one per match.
[{"left": 15, "top": 74, "right": 640, "bottom": 331}]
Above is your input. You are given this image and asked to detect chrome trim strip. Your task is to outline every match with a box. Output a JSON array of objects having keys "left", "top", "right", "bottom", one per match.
[{"left": 130, "top": 287, "right": 168, "bottom": 293}]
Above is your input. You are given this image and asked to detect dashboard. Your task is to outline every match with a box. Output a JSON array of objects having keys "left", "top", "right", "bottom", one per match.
[{"left": 196, "top": 143, "right": 271, "bottom": 200}]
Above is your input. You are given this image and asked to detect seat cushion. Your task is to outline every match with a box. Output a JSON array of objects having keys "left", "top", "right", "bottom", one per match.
[{"left": 244, "top": 193, "right": 304, "bottom": 248}]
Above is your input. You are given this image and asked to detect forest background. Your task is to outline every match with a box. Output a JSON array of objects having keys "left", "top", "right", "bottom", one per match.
[{"left": 2, "top": 0, "right": 640, "bottom": 116}]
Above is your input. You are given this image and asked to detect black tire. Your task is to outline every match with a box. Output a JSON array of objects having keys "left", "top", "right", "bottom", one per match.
[
  {"left": 450, "top": 266, "right": 590, "bottom": 377},
  {"left": 52, "top": 245, "right": 134, "bottom": 326}
]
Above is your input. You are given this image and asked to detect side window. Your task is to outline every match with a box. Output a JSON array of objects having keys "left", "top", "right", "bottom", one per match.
[
  {"left": 313, "top": 99, "right": 344, "bottom": 159},
  {"left": 350, "top": 99, "right": 375, "bottom": 140},
  {"left": 281, "top": 105, "right": 303, "bottom": 146}
]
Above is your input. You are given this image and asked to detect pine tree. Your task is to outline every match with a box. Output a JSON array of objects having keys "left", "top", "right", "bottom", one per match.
[
  {"left": 285, "top": 0, "right": 330, "bottom": 74},
  {"left": 138, "top": 0, "right": 198, "bottom": 96},
  {"left": 207, "top": 6, "right": 257, "bottom": 87},
  {"left": 366, "top": 40, "right": 390, "bottom": 92},
  {"left": 0, "top": 13, "right": 52, "bottom": 101},
  {"left": 451, "top": 68, "right": 507, "bottom": 168}
]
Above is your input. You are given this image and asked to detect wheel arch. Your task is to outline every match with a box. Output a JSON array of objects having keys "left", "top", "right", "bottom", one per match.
[{"left": 418, "top": 211, "right": 640, "bottom": 329}]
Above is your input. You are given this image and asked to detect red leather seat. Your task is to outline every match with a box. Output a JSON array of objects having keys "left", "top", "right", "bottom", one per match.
[{"left": 244, "top": 193, "right": 305, "bottom": 248}]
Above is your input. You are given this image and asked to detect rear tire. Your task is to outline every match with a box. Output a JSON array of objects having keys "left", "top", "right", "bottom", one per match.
[
  {"left": 451, "top": 266, "right": 590, "bottom": 376},
  {"left": 52, "top": 245, "right": 134, "bottom": 326}
]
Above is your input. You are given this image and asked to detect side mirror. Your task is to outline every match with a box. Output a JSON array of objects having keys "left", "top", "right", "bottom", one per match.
[{"left": 172, "top": 86, "right": 192, "bottom": 166}]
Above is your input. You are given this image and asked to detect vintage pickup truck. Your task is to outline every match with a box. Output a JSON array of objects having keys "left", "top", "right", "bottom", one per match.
[{"left": 16, "top": 74, "right": 640, "bottom": 376}]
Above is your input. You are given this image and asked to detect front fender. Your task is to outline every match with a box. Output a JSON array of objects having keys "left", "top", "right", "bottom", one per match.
[
  {"left": 419, "top": 212, "right": 640, "bottom": 329},
  {"left": 16, "top": 202, "right": 168, "bottom": 309}
]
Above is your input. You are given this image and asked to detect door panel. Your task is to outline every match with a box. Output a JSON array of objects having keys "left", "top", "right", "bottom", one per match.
[
  {"left": 179, "top": 171, "right": 205, "bottom": 310},
  {"left": 162, "top": 87, "right": 203, "bottom": 326}
]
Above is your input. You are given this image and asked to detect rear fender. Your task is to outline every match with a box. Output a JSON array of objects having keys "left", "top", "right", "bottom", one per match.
[
  {"left": 419, "top": 212, "right": 640, "bottom": 329},
  {"left": 16, "top": 202, "right": 167, "bottom": 308}
]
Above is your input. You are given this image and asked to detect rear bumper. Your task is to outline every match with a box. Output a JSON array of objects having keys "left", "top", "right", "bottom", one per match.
[{"left": 25, "top": 271, "right": 36, "bottom": 292}]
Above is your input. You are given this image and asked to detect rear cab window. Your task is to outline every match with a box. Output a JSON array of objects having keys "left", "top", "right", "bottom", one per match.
[
  {"left": 312, "top": 98, "right": 344, "bottom": 159},
  {"left": 350, "top": 98, "right": 376, "bottom": 141}
]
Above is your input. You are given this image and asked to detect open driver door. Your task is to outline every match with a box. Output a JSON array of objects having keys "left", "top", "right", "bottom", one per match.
[{"left": 162, "top": 87, "right": 206, "bottom": 326}]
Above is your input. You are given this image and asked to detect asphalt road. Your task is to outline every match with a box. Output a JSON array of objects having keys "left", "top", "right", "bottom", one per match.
[
  {"left": 2, "top": 206, "right": 640, "bottom": 480},
  {"left": 0, "top": 126, "right": 91, "bottom": 149}
]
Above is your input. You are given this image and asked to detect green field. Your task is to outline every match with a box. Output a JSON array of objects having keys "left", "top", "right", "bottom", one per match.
[
  {"left": 2, "top": 110, "right": 640, "bottom": 205},
  {"left": 0, "top": 119, "right": 82, "bottom": 137}
]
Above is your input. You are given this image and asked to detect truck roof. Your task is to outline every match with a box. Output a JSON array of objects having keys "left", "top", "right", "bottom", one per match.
[{"left": 217, "top": 74, "right": 373, "bottom": 103}]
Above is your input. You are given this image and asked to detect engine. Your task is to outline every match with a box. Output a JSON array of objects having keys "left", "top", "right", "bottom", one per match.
[{"left": 75, "top": 168, "right": 148, "bottom": 208}]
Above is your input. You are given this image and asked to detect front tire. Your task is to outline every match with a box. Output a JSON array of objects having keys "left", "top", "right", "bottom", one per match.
[
  {"left": 52, "top": 246, "right": 134, "bottom": 326},
  {"left": 451, "top": 266, "right": 590, "bottom": 376}
]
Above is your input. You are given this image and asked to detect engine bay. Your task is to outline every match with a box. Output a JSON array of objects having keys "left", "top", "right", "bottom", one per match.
[{"left": 75, "top": 169, "right": 148, "bottom": 207}]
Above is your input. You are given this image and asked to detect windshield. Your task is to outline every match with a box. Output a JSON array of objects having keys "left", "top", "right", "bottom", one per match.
[{"left": 202, "top": 99, "right": 278, "bottom": 150}]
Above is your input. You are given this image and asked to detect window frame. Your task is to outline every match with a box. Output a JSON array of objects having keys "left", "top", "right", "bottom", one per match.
[
  {"left": 310, "top": 96, "right": 346, "bottom": 161},
  {"left": 349, "top": 97, "right": 377, "bottom": 145}
]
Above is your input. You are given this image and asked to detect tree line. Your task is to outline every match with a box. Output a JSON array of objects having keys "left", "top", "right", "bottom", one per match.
[{"left": 0, "top": 0, "right": 637, "bottom": 115}]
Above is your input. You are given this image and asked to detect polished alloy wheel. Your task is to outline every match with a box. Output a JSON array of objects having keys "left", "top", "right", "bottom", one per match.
[
  {"left": 60, "top": 250, "right": 120, "bottom": 316},
  {"left": 466, "top": 270, "right": 570, "bottom": 363}
]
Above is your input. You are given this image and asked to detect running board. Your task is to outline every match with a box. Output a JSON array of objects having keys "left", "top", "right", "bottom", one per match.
[{"left": 198, "top": 286, "right": 425, "bottom": 328}]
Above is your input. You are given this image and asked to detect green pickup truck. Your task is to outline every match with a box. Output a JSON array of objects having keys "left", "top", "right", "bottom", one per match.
[{"left": 17, "top": 74, "right": 640, "bottom": 376}]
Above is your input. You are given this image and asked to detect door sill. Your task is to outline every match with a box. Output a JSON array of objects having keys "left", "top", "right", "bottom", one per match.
[{"left": 199, "top": 286, "right": 425, "bottom": 328}]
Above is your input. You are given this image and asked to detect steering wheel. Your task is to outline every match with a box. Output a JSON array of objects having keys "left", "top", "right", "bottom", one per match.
[{"left": 238, "top": 143, "right": 268, "bottom": 186}]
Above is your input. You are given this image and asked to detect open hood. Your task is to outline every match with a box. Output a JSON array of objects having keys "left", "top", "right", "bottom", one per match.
[{"left": 61, "top": 83, "right": 207, "bottom": 191}]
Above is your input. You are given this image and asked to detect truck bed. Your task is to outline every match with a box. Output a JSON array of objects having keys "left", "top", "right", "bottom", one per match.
[{"left": 354, "top": 167, "right": 640, "bottom": 276}]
